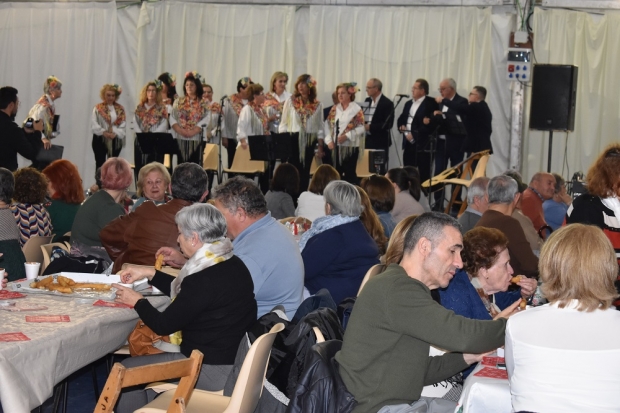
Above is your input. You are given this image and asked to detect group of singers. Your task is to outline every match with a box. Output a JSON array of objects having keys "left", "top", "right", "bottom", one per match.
[{"left": 32, "top": 72, "right": 492, "bottom": 189}]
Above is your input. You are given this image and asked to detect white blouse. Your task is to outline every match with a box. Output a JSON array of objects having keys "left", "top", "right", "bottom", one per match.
[
  {"left": 236, "top": 104, "right": 268, "bottom": 145},
  {"left": 295, "top": 191, "right": 326, "bottom": 222},
  {"left": 323, "top": 102, "right": 365, "bottom": 147},
  {"left": 91, "top": 105, "right": 126, "bottom": 139},
  {"left": 506, "top": 300, "right": 620, "bottom": 413},
  {"left": 133, "top": 104, "right": 169, "bottom": 133},
  {"left": 278, "top": 98, "right": 324, "bottom": 138}
]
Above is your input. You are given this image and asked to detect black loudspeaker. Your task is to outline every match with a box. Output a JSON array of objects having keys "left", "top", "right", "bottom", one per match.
[
  {"left": 368, "top": 149, "right": 386, "bottom": 175},
  {"left": 529, "top": 64, "right": 578, "bottom": 131}
]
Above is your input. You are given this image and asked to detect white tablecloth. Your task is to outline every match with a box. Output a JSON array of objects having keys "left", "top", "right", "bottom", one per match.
[
  {"left": 454, "top": 363, "right": 512, "bottom": 413},
  {"left": 0, "top": 293, "right": 169, "bottom": 413}
]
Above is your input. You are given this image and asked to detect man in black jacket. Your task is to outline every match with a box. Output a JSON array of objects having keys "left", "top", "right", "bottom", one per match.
[
  {"left": 462, "top": 86, "right": 493, "bottom": 156},
  {"left": 0, "top": 86, "right": 44, "bottom": 171},
  {"left": 364, "top": 78, "right": 394, "bottom": 169}
]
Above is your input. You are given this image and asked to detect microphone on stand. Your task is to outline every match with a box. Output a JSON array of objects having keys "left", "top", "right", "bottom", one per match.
[
  {"left": 396, "top": 94, "right": 410, "bottom": 98},
  {"left": 220, "top": 95, "right": 228, "bottom": 101}
]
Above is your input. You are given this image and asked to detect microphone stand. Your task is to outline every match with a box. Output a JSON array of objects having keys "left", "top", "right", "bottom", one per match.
[
  {"left": 334, "top": 119, "right": 340, "bottom": 172},
  {"left": 215, "top": 95, "right": 227, "bottom": 184}
]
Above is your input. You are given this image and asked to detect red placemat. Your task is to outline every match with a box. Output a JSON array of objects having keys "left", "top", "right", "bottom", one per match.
[
  {"left": 93, "top": 299, "right": 132, "bottom": 309},
  {"left": 0, "top": 332, "right": 30, "bottom": 342},
  {"left": 481, "top": 356, "right": 505, "bottom": 366},
  {"left": 25, "top": 315, "right": 71, "bottom": 323},
  {"left": 473, "top": 366, "right": 508, "bottom": 380},
  {"left": 0, "top": 290, "right": 26, "bottom": 299}
]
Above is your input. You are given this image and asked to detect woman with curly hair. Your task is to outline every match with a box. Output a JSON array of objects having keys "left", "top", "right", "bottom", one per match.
[
  {"left": 134, "top": 80, "right": 169, "bottom": 169},
  {"left": 42, "top": 160, "right": 84, "bottom": 243},
  {"left": 10, "top": 168, "right": 53, "bottom": 247},
  {"left": 92, "top": 84, "right": 126, "bottom": 169},
  {"left": 323, "top": 82, "right": 365, "bottom": 184},
  {"left": 355, "top": 185, "right": 388, "bottom": 255}
]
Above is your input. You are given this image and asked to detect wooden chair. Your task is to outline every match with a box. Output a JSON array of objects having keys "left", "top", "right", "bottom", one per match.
[
  {"left": 309, "top": 156, "right": 321, "bottom": 175},
  {"left": 94, "top": 350, "right": 204, "bottom": 413},
  {"left": 355, "top": 149, "right": 374, "bottom": 179},
  {"left": 22, "top": 235, "right": 53, "bottom": 275},
  {"left": 136, "top": 323, "right": 285, "bottom": 413},
  {"left": 222, "top": 147, "right": 265, "bottom": 180},
  {"left": 40, "top": 242, "right": 69, "bottom": 274},
  {"left": 441, "top": 151, "right": 490, "bottom": 215},
  {"left": 357, "top": 264, "right": 385, "bottom": 296},
  {"left": 203, "top": 143, "right": 219, "bottom": 172}
]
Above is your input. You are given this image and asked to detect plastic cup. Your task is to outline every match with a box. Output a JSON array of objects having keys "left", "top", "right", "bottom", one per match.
[
  {"left": 0, "top": 268, "right": 5, "bottom": 290},
  {"left": 24, "top": 262, "right": 41, "bottom": 280}
]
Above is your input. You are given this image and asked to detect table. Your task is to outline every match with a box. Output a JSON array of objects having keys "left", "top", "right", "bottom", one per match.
[
  {"left": 454, "top": 362, "right": 512, "bottom": 413},
  {"left": 0, "top": 292, "right": 169, "bottom": 413}
]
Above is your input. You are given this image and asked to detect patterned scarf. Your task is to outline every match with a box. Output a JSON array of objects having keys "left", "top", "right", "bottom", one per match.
[
  {"left": 95, "top": 102, "right": 126, "bottom": 127},
  {"left": 248, "top": 100, "right": 269, "bottom": 133},
  {"left": 173, "top": 96, "right": 208, "bottom": 129},
  {"left": 135, "top": 103, "right": 167, "bottom": 132},
  {"left": 229, "top": 94, "right": 246, "bottom": 116},
  {"left": 326, "top": 104, "right": 365, "bottom": 163},
  {"left": 470, "top": 276, "right": 501, "bottom": 318},
  {"left": 326, "top": 105, "right": 365, "bottom": 137},
  {"left": 36, "top": 95, "right": 55, "bottom": 117},
  {"left": 291, "top": 97, "right": 321, "bottom": 130},
  {"left": 299, "top": 214, "right": 359, "bottom": 252},
  {"left": 170, "top": 238, "right": 234, "bottom": 300}
]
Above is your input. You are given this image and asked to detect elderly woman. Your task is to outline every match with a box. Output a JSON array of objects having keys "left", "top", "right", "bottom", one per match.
[
  {"left": 27, "top": 75, "right": 62, "bottom": 147},
  {"left": 265, "top": 71, "right": 291, "bottom": 133},
  {"left": 360, "top": 175, "right": 396, "bottom": 238},
  {"left": 300, "top": 180, "right": 379, "bottom": 304},
  {"left": 0, "top": 168, "right": 27, "bottom": 281},
  {"left": 506, "top": 224, "right": 620, "bottom": 412},
  {"left": 10, "top": 168, "right": 53, "bottom": 247},
  {"left": 134, "top": 80, "right": 169, "bottom": 169},
  {"left": 70, "top": 157, "right": 132, "bottom": 261},
  {"left": 133, "top": 162, "right": 172, "bottom": 209},
  {"left": 92, "top": 84, "right": 125, "bottom": 169},
  {"left": 296, "top": 164, "right": 340, "bottom": 222},
  {"left": 113, "top": 203, "right": 257, "bottom": 413},
  {"left": 324, "top": 82, "right": 365, "bottom": 184},
  {"left": 42, "top": 160, "right": 84, "bottom": 242},
  {"left": 386, "top": 168, "right": 425, "bottom": 223}
]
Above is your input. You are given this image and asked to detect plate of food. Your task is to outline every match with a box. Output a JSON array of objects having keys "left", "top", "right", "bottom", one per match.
[{"left": 12, "top": 273, "right": 120, "bottom": 299}]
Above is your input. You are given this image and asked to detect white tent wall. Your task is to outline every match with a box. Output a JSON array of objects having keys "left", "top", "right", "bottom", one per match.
[{"left": 1, "top": 2, "right": 614, "bottom": 187}]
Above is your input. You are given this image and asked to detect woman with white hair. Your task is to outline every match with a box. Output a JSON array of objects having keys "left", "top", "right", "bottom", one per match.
[
  {"left": 113, "top": 203, "right": 257, "bottom": 412},
  {"left": 27, "top": 75, "right": 63, "bottom": 147},
  {"left": 299, "top": 180, "right": 380, "bottom": 304}
]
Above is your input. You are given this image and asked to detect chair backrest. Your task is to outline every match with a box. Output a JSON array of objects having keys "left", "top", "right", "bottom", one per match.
[
  {"left": 203, "top": 143, "right": 219, "bottom": 171},
  {"left": 225, "top": 147, "right": 265, "bottom": 174},
  {"left": 470, "top": 154, "right": 490, "bottom": 181},
  {"left": 40, "top": 242, "right": 69, "bottom": 274},
  {"left": 22, "top": 235, "right": 53, "bottom": 273},
  {"left": 355, "top": 149, "right": 372, "bottom": 178},
  {"left": 94, "top": 349, "right": 204, "bottom": 413},
  {"left": 227, "top": 323, "right": 284, "bottom": 413},
  {"left": 309, "top": 156, "right": 321, "bottom": 175},
  {"left": 357, "top": 264, "right": 385, "bottom": 296}
]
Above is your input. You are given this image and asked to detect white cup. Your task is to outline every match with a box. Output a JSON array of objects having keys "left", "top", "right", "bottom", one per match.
[
  {"left": 0, "top": 268, "right": 5, "bottom": 290},
  {"left": 25, "top": 262, "right": 41, "bottom": 280}
]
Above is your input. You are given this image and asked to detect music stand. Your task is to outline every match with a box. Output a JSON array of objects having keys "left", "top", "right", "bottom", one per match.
[
  {"left": 248, "top": 133, "right": 293, "bottom": 179},
  {"left": 136, "top": 132, "right": 176, "bottom": 165}
]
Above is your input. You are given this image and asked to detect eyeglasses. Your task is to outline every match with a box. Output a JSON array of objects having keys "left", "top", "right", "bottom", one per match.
[{"left": 365, "top": 86, "right": 377, "bottom": 90}]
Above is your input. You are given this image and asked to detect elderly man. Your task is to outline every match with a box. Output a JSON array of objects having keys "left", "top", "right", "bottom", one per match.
[
  {"left": 364, "top": 78, "right": 394, "bottom": 168},
  {"left": 336, "top": 212, "right": 514, "bottom": 413},
  {"left": 521, "top": 172, "right": 556, "bottom": 234},
  {"left": 475, "top": 175, "right": 539, "bottom": 278},
  {"left": 458, "top": 176, "right": 489, "bottom": 233},
  {"left": 462, "top": 86, "right": 493, "bottom": 157},
  {"left": 432, "top": 78, "right": 468, "bottom": 174},
  {"left": 101, "top": 162, "right": 208, "bottom": 273}
]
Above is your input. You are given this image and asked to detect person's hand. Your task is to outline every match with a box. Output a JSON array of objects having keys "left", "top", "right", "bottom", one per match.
[
  {"left": 118, "top": 265, "right": 156, "bottom": 284},
  {"left": 240, "top": 139, "right": 248, "bottom": 149},
  {"left": 463, "top": 351, "right": 493, "bottom": 365},
  {"left": 423, "top": 117, "right": 430, "bottom": 125},
  {"left": 433, "top": 110, "right": 442, "bottom": 116},
  {"left": 327, "top": 142, "right": 335, "bottom": 150},
  {"left": 191, "top": 126, "right": 202, "bottom": 136},
  {"left": 317, "top": 145, "right": 325, "bottom": 159},
  {"left": 34, "top": 119, "right": 44, "bottom": 132},
  {"left": 493, "top": 299, "right": 523, "bottom": 320},
  {"left": 435, "top": 96, "right": 443, "bottom": 104},
  {"left": 42, "top": 137, "right": 52, "bottom": 149},
  {"left": 399, "top": 125, "right": 406, "bottom": 132},
  {"left": 406, "top": 133, "right": 414, "bottom": 143},
  {"left": 517, "top": 277, "right": 538, "bottom": 300},
  {"left": 337, "top": 134, "right": 347, "bottom": 144},
  {"left": 112, "top": 283, "right": 144, "bottom": 307},
  {"left": 155, "top": 247, "right": 187, "bottom": 269},
  {"left": 222, "top": 137, "right": 229, "bottom": 148},
  {"left": 268, "top": 114, "right": 278, "bottom": 122}
]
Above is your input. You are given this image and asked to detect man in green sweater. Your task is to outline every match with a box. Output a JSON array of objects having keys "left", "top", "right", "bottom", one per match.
[{"left": 336, "top": 212, "right": 519, "bottom": 413}]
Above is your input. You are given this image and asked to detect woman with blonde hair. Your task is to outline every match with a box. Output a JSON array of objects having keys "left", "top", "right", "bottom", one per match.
[
  {"left": 506, "top": 224, "right": 620, "bottom": 412},
  {"left": 133, "top": 162, "right": 172, "bottom": 209},
  {"left": 382, "top": 215, "right": 418, "bottom": 265},
  {"left": 92, "top": 83, "right": 125, "bottom": 169},
  {"left": 265, "top": 71, "right": 291, "bottom": 133},
  {"left": 27, "top": 75, "right": 62, "bottom": 146},
  {"left": 134, "top": 80, "right": 169, "bottom": 169}
]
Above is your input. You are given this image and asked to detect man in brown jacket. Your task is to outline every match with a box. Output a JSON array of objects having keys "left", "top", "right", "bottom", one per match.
[{"left": 101, "top": 162, "right": 208, "bottom": 273}]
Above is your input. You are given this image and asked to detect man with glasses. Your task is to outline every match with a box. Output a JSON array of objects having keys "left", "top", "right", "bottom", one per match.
[
  {"left": 364, "top": 78, "right": 393, "bottom": 170},
  {"left": 0, "top": 86, "right": 44, "bottom": 171}
]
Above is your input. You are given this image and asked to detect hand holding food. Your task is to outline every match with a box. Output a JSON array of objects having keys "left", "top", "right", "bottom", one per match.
[
  {"left": 112, "top": 283, "right": 143, "bottom": 307},
  {"left": 155, "top": 247, "right": 187, "bottom": 269},
  {"left": 510, "top": 276, "right": 522, "bottom": 284},
  {"left": 118, "top": 265, "right": 156, "bottom": 283},
  {"left": 154, "top": 254, "right": 164, "bottom": 270}
]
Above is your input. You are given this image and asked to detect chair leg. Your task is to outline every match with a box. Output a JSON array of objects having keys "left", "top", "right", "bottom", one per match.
[
  {"left": 91, "top": 362, "right": 100, "bottom": 401},
  {"left": 61, "top": 381, "right": 68, "bottom": 413},
  {"left": 51, "top": 381, "right": 65, "bottom": 413}
]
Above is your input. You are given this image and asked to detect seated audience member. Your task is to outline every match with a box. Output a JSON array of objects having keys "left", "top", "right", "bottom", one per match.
[
  {"left": 404, "top": 166, "right": 431, "bottom": 212},
  {"left": 336, "top": 212, "right": 517, "bottom": 413},
  {"left": 457, "top": 176, "right": 489, "bottom": 233},
  {"left": 506, "top": 224, "right": 620, "bottom": 413},
  {"left": 361, "top": 175, "right": 396, "bottom": 238},
  {"left": 543, "top": 172, "right": 571, "bottom": 231},
  {"left": 70, "top": 157, "right": 132, "bottom": 262},
  {"left": 386, "top": 168, "right": 425, "bottom": 223},
  {"left": 296, "top": 164, "right": 340, "bottom": 222},
  {"left": 42, "top": 160, "right": 84, "bottom": 242},
  {"left": 113, "top": 203, "right": 257, "bottom": 413},
  {"left": 0, "top": 168, "right": 26, "bottom": 280},
  {"left": 566, "top": 144, "right": 620, "bottom": 260},
  {"left": 475, "top": 175, "right": 539, "bottom": 278},
  {"left": 265, "top": 163, "right": 299, "bottom": 220},
  {"left": 10, "top": 167, "right": 52, "bottom": 247},
  {"left": 382, "top": 215, "right": 418, "bottom": 266},
  {"left": 132, "top": 162, "right": 172, "bottom": 209},
  {"left": 300, "top": 180, "right": 379, "bottom": 304},
  {"left": 503, "top": 170, "right": 543, "bottom": 253},
  {"left": 101, "top": 163, "right": 208, "bottom": 273},
  {"left": 356, "top": 185, "right": 388, "bottom": 255},
  {"left": 521, "top": 171, "right": 555, "bottom": 233},
  {"left": 158, "top": 176, "right": 303, "bottom": 319}
]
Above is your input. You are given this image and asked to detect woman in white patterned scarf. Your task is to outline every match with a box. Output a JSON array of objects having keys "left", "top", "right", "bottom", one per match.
[{"left": 91, "top": 83, "right": 125, "bottom": 169}]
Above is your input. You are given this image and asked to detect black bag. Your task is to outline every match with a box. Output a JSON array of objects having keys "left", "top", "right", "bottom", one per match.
[
  {"left": 35, "top": 144, "right": 64, "bottom": 164},
  {"left": 43, "top": 254, "right": 110, "bottom": 275}
]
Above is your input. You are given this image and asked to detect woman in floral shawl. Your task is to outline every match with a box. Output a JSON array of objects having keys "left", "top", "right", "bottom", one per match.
[
  {"left": 27, "top": 75, "right": 63, "bottom": 148},
  {"left": 91, "top": 84, "right": 126, "bottom": 169},
  {"left": 134, "top": 79, "right": 169, "bottom": 170}
]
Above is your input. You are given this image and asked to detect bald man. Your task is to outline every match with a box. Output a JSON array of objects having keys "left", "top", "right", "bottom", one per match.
[{"left": 521, "top": 172, "right": 556, "bottom": 234}]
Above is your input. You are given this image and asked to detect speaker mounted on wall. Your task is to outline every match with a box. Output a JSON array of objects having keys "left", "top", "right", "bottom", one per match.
[{"left": 529, "top": 64, "right": 578, "bottom": 131}]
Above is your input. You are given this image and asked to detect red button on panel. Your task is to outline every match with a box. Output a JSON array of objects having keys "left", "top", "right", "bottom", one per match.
[{"left": 508, "top": 65, "right": 515, "bottom": 72}]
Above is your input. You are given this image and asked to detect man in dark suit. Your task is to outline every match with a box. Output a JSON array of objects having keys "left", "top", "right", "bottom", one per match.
[
  {"left": 462, "top": 86, "right": 493, "bottom": 156},
  {"left": 364, "top": 78, "right": 394, "bottom": 169},
  {"left": 396, "top": 79, "right": 439, "bottom": 185}
]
